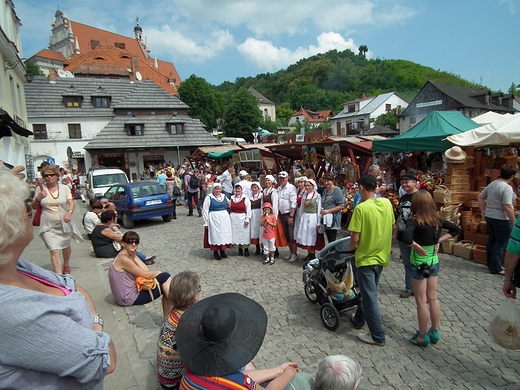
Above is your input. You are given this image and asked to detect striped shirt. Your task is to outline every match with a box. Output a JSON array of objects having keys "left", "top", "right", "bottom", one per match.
[{"left": 180, "top": 368, "right": 256, "bottom": 390}]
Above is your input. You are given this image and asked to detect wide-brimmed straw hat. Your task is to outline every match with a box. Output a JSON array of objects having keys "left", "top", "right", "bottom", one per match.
[
  {"left": 176, "top": 293, "right": 268, "bottom": 377},
  {"left": 445, "top": 146, "right": 467, "bottom": 161}
]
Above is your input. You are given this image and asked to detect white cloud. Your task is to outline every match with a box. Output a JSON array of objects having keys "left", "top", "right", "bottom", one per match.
[
  {"left": 146, "top": 26, "right": 235, "bottom": 62},
  {"left": 170, "top": 0, "right": 417, "bottom": 36},
  {"left": 237, "top": 32, "right": 359, "bottom": 71}
]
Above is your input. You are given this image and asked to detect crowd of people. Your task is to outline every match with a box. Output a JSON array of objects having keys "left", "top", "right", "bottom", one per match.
[{"left": 5, "top": 155, "right": 520, "bottom": 389}]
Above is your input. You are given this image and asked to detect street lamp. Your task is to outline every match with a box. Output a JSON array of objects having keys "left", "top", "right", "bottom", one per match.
[{"left": 3, "top": 57, "right": 26, "bottom": 71}]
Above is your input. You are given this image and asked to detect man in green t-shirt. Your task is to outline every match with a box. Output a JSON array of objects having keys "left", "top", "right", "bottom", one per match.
[
  {"left": 348, "top": 174, "right": 396, "bottom": 346},
  {"left": 503, "top": 214, "right": 520, "bottom": 298}
]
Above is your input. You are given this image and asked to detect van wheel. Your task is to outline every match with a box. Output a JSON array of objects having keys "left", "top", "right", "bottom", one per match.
[
  {"left": 122, "top": 213, "right": 134, "bottom": 229},
  {"left": 162, "top": 214, "right": 173, "bottom": 222}
]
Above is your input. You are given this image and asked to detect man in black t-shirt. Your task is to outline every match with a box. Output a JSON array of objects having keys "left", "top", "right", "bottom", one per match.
[{"left": 392, "top": 173, "right": 419, "bottom": 298}]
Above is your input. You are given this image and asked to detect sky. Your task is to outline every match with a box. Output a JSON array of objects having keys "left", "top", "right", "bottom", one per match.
[{"left": 15, "top": 0, "right": 520, "bottom": 93}]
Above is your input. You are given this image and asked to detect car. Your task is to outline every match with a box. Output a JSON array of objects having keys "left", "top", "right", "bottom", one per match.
[
  {"left": 86, "top": 167, "right": 129, "bottom": 204},
  {"left": 104, "top": 182, "right": 174, "bottom": 228}
]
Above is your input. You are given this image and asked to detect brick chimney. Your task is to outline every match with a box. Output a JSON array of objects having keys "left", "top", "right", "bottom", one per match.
[
  {"left": 49, "top": 69, "right": 57, "bottom": 83},
  {"left": 131, "top": 56, "right": 140, "bottom": 81},
  {"left": 359, "top": 92, "right": 365, "bottom": 99}
]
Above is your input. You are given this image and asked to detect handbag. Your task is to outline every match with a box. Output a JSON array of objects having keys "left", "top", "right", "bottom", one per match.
[
  {"left": 32, "top": 185, "right": 44, "bottom": 226},
  {"left": 135, "top": 276, "right": 161, "bottom": 301}
]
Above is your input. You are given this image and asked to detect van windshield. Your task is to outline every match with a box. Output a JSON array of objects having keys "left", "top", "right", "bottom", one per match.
[{"left": 93, "top": 174, "right": 128, "bottom": 188}]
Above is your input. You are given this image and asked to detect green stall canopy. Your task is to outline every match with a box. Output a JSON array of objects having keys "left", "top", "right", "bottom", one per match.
[
  {"left": 208, "top": 150, "right": 235, "bottom": 159},
  {"left": 372, "top": 111, "right": 480, "bottom": 152}
]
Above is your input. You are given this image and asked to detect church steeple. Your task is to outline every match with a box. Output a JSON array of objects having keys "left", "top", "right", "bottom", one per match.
[{"left": 134, "top": 17, "right": 143, "bottom": 40}]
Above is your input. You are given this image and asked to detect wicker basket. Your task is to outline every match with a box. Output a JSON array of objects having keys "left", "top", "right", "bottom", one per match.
[
  {"left": 464, "top": 199, "right": 479, "bottom": 208},
  {"left": 441, "top": 238, "right": 456, "bottom": 255},
  {"left": 444, "top": 175, "right": 469, "bottom": 184},
  {"left": 478, "top": 221, "right": 488, "bottom": 234},
  {"left": 466, "top": 191, "right": 480, "bottom": 200},
  {"left": 471, "top": 212, "right": 483, "bottom": 224},
  {"left": 453, "top": 240, "right": 474, "bottom": 259},
  {"left": 472, "top": 245, "right": 487, "bottom": 264},
  {"left": 489, "top": 169, "right": 500, "bottom": 181}
]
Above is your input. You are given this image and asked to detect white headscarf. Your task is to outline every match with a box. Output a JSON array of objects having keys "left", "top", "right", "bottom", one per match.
[
  {"left": 265, "top": 175, "right": 277, "bottom": 186},
  {"left": 250, "top": 181, "right": 263, "bottom": 192},
  {"left": 305, "top": 179, "right": 318, "bottom": 191}
]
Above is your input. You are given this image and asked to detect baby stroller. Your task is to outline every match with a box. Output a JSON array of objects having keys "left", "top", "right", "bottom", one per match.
[{"left": 302, "top": 236, "right": 360, "bottom": 331}]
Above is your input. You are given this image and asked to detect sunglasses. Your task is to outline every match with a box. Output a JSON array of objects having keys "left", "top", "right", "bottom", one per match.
[
  {"left": 125, "top": 239, "right": 140, "bottom": 245},
  {"left": 43, "top": 174, "right": 56, "bottom": 178}
]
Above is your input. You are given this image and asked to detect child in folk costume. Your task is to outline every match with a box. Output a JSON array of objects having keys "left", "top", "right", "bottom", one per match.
[
  {"left": 260, "top": 202, "right": 277, "bottom": 265},
  {"left": 249, "top": 182, "right": 263, "bottom": 255}
]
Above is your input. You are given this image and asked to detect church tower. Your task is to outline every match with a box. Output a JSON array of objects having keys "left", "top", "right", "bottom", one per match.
[{"left": 48, "top": 9, "right": 75, "bottom": 59}]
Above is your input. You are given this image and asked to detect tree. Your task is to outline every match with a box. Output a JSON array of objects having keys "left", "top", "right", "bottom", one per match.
[
  {"left": 275, "top": 102, "right": 295, "bottom": 126},
  {"left": 177, "top": 74, "right": 219, "bottom": 129},
  {"left": 25, "top": 62, "right": 44, "bottom": 77},
  {"left": 358, "top": 45, "right": 368, "bottom": 58},
  {"left": 507, "top": 82, "right": 518, "bottom": 95},
  {"left": 222, "top": 88, "right": 262, "bottom": 140},
  {"left": 375, "top": 111, "right": 398, "bottom": 130}
]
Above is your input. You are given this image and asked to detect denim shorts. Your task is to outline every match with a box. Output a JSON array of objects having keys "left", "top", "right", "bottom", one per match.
[{"left": 411, "top": 262, "right": 439, "bottom": 280}]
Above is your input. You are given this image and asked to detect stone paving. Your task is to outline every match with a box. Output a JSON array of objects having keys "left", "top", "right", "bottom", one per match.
[{"left": 21, "top": 200, "right": 520, "bottom": 390}]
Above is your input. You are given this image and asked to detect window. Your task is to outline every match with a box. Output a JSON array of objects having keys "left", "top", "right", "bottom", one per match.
[
  {"left": 68, "top": 124, "right": 82, "bottom": 139},
  {"left": 347, "top": 104, "right": 355, "bottom": 113},
  {"left": 385, "top": 104, "right": 391, "bottom": 112},
  {"left": 126, "top": 124, "right": 143, "bottom": 136},
  {"left": 93, "top": 97, "right": 110, "bottom": 108},
  {"left": 168, "top": 123, "right": 184, "bottom": 135},
  {"left": 33, "top": 124, "right": 48, "bottom": 139},
  {"left": 64, "top": 96, "right": 82, "bottom": 108},
  {"left": 410, "top": 116, "right": 416, "bottom": 125}
]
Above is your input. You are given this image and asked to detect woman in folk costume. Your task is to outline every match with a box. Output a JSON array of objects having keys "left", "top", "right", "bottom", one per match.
[
  {"left": 230, "top": 183, "right": 252, "bottom": 257},
  {"left": 202, "top": 183, "right": 232, "bottom": 260},
  {"left": 293, "top": 176, "right": 307, "bottom": 251},
  {"left": 296, "top": 179, "right": 325, "bottom": 260},
  {"left": 249, "top": 181, "right": 263, "bottom": 255}
]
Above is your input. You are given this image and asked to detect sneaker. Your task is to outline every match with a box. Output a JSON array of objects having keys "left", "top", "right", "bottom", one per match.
[
  {"left": 263, "top": 258, "right": 270, "bottom": 265},
  {"left": 399, "top": 291, "right": 414, "bottom": 298},
  {"left": 284, "top": 253, "right": 292, "bottom": 260},
  {"left": 350, "top": 313, "right": 363, "bottom": 330},
  {"left": 357, "top": 333, "right": 385, "bottom": 346},
  {"left": 269, "top": 258, "right": 275, "bottom": 265},
  {"left": 288, "top": 254, "right": 299, "bottom": 263}
]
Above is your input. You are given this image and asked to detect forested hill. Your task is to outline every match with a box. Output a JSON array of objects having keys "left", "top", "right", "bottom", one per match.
[{"left": 214, "top": 48, "right": 484, "bottom": 113}]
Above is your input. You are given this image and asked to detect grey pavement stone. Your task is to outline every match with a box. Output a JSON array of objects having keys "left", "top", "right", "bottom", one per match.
[{"left": 19, "top": 200, "right": 520, "bottom": 389}]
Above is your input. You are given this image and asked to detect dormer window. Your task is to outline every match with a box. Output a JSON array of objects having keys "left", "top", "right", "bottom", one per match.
[
  {"left": 64, "top": 96, "right": 82, "bottom": 108},
  {"left": 126, "top": 124, "right": 144, "bottom": 136},
  {"left": 114, "top": 42, "right": 126, "bottom": 49},
  {"left": 167, "top": 123, "right": 184, "bottom": 135},
  {"left": 93, "top": 97, "right": 110, "bottom": 108},
  {"left": 348, "top": 104, "right": 355, "bottom": 113}
]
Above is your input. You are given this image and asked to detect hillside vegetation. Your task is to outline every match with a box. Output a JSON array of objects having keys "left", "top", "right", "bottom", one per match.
[{"left": 214, "top": 48, "right": 485, "bottom": 114}]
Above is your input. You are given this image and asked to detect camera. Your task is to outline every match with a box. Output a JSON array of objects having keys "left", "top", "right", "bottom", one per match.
[{"left": 418, "top": 263, "right": 431, "bottom": 278}]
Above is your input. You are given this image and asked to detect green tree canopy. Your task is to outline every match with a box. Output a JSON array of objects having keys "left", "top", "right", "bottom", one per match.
[
  {"left": 375, "top": 111, "right": 399, "bottom": 130},
  {"left": 222, "top": 88, "right": 262, "bottom": 140},
  {"left": 178, "top": 74, "right": 220, "bottom": 129},
  {"left": 25, "top": 62, "right": 44, "bottom": 77},
  {"left": 275, "top": 102, "right": 295, "bottom": 126}
]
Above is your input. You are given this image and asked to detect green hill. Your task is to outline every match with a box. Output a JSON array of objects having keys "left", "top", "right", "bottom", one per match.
[{"left": 214, "top": 48, "right": 485, "bottom": 114}]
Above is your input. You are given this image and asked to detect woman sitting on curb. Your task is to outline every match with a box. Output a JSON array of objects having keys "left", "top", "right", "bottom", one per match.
[{"left": 108, "top": 231, "right": 172, "bottom": 317}]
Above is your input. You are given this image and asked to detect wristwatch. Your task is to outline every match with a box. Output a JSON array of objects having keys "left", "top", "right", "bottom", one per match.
[{"left": 92, "top": 313, "right": 104, "bottom": 327}]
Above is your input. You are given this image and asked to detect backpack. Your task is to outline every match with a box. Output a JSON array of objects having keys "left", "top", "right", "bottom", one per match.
[
  {"left": 189, "top": 174, "right": 201, "bottom": 190},
  {"left": 172, "top": 184, "right": 181, "bottom": 197}
]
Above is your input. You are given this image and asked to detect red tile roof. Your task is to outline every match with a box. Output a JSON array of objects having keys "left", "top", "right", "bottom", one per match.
[
  {"left": 64, "top": 46, "right": 179, "bottom": 95},
  {"left": 68, "top": 20, "right": 181, "bottom": 88},
  {"left": 291, "top": 108, "right": 333, "bottom": 123},
  {"left": 32, "top": 49, "right": 67, "bottom": 62}
]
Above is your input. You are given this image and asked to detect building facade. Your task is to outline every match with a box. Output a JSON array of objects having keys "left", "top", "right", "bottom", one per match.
[{"left": 0, "top": 0, "right": 32, "bottom": 170}]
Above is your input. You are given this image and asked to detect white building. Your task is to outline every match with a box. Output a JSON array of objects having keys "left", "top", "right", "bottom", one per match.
[
  {"left": 0, "top": 0, "right": 32, "bottom": 171},
  {"left": 330, "top": 92, "right": 409, "bottom": 136}
]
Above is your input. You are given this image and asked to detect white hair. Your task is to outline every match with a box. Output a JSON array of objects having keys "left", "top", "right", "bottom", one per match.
[
  {"left": 368, "top": 164, "right": 380, "bottom": 174},
  {"left": 314, "top": 355, "right": 362, "bottom": 390},
  {"left": 0, "top": 167, "right": 30, "bottom": 265}
]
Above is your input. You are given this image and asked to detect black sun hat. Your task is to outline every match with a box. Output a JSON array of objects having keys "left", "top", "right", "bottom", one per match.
[{"left": 176, "top": 293, "right": 268, "bottom": 377}]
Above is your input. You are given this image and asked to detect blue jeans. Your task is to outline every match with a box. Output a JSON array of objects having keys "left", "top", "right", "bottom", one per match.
[
  {"left": 485, "top": 217, "right": 511, "bottom": 273},
  {"left": 136, "top": 251, "right": 146, "bottom": 262},
  {"left": 397, "top": 240, "right": 413, "bottom": 293},
  {"left": 352, "top": 264, "right": 385, "bottom": 344},
  {"left": 187, "top": 191, "right": 201, "bottom": 215}
]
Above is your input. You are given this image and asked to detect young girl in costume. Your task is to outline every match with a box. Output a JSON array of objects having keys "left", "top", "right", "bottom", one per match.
[{"left": 260, "top": 202, "right": 277, "bottom": 265}]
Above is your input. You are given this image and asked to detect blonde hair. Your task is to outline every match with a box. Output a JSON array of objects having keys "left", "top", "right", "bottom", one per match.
[
  {"left": 168, "top": 271, "right": 200, "bottom": 311},
  {"left": 0, "top": 167, "right": 30, "bottom": 264}
]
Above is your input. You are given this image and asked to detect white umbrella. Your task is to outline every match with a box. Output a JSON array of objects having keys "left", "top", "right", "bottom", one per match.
[{"left": 447, "top": 114, "right": 520, "bottom": 147}]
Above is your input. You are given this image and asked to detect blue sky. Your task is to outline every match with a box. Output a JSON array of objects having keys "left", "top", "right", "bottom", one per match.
[{"left": 16, "top": 0, "right": 519, "bottom": 93}]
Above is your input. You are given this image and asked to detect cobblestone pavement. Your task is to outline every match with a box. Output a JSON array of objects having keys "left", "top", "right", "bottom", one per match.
[{"left": 22, "top": 201, "right": 520, "bottom": 390}]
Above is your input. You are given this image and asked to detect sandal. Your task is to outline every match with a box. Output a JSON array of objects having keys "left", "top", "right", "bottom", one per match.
[
  {"left": 63, "top": 265, "right": 71, "bottom": 275},
  {"left": 410, "top": 331, "right": 430, "bottom": 347}
]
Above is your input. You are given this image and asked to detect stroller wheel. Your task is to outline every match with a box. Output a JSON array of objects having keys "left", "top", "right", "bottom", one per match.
[
  {"left": 304, "top": 282, "right": 318, "bottom": 304},
  {"left": 320, "top": 303, "right": 340, "bottom": 331}
]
